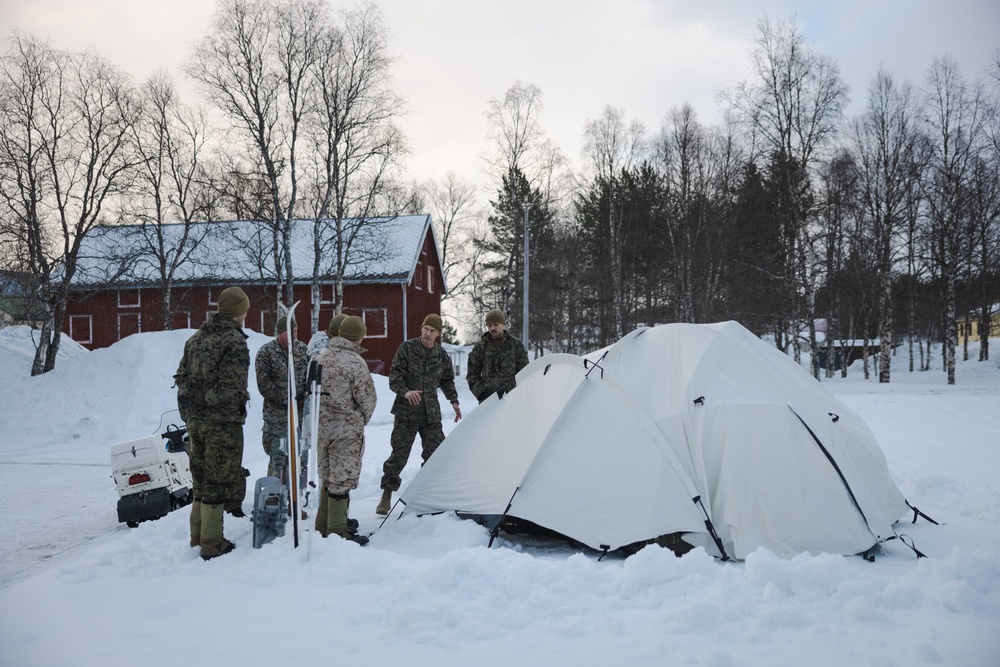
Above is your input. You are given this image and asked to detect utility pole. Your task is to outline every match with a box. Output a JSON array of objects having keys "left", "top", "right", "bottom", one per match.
[{"left": 522, "top": 205, "right": 530, "bottom": 353}]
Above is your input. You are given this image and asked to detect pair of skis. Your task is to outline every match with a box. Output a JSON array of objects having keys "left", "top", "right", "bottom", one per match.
[
  {"left": 251, "top": 301, "right": 324, "bottom": 555},
  {"left": 282, "top": 302, "right": 325, "bottom": 559}
]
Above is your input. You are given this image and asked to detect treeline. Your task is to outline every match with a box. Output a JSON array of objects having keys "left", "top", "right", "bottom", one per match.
[
  {"left": 2, "top": 6, "right": 998, "bottom": 385},
  {"left": 441, "top": 19, "right": 1000, "bottom": 386},
  {"left": 0, "top": 0, "right": 412, "bottom": 375}
]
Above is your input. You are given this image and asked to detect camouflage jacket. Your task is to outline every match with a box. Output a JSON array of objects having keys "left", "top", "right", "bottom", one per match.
[
  {"left": 174, "top": 313, "right": 250, "bottom": 423},
  {"left": 255, "top": 337, "right": 309, "bottom": 423},
  {"left": 388, "top": 338, "right": 459, "bottom": 423},
  {"left": 467, "top": 330, "right": 529, "bottom": 402},
  {"left": 315, "top": 337, "right": 377, "bottom": 430}
]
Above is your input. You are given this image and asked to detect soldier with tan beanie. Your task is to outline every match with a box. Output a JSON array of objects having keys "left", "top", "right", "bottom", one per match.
[{"left": 376, "top": 313, "right": 461, "bottom": 515}]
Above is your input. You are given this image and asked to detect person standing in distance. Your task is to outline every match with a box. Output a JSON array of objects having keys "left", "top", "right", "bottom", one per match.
[
  {"left": 376, "top": 314, "right": 462, "bottom": 515},
  {"left": 174, "top": 286, "right": 251, "bottom": 560},
  {"left": 466, "top": 309, "right": 528, "bottom": 403}
]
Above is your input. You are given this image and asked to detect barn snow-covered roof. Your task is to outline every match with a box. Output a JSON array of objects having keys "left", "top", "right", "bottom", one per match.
[{"left": 70, "top": 215, "right": 443, "bottom": 290}]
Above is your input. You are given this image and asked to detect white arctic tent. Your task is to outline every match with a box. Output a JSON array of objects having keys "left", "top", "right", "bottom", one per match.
[{"left": 400, "top": 322, "right": 911, "bottom": 560}]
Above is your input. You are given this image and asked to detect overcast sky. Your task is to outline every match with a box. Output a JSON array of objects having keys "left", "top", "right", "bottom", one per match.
[{"left": 2, "top": 0, "right": 998, "bottom": 188}]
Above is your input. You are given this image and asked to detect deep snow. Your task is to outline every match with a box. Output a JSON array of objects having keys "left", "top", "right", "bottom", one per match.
[{"left": 0, "top": 325, "right": 998, "bottom": 666}]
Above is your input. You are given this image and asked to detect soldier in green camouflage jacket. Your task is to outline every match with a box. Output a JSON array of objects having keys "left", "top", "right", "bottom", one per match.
[
  {"left": 467, "top": 309, "right": 529, "bottom": 403},
  {"left": 376, "top": 314, "right": 462, "bottom": 515},
  {"left": 255, "top": 315, "right": 308, "bottom": 478},
  {"left": 173, "top": 286, "right": 251, "bottom": 561}
]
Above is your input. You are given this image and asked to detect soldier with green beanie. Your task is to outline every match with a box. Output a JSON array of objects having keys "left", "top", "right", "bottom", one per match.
[
  {"left": 308, "top": 311, "right": 360, "bottom": 536},
  {"left": 376, "top": 313, "right": 462, "bottom": 515},
  {"left": 467, "top": 308, "right": 529, "bottom": 403},
  {"left": 174, "top": 285, "right": 251, "bottom": 560},
  {"left": 314, "top": 315, "right": 376, "bottom": 544}
]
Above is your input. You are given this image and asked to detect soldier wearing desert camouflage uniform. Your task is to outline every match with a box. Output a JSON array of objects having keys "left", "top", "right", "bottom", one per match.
[
  {"left": 174, "top": 286, "right": 251, "bottom": 561},
  {"left": 314, "top": 315, "right": 376, "bottom": 544}
]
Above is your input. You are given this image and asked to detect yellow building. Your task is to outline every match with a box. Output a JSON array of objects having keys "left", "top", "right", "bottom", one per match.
[{"left": 957, "top": 308, "right": 1000, "bottom": 345}]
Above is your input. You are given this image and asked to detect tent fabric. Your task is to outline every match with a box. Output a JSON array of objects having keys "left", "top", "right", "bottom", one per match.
[{"left": 400, "top": 322, "right": 909, "bottom": 560}]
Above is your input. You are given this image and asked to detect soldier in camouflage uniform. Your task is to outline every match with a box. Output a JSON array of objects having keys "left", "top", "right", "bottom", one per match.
[
  {"left": 255, "top": 315, "right": 308, "bottom": 479},
  {"left": 314, "top": 316, "right": 376, "bottom": 544},
  {"left": 467, "top": 309, "right": 529, "bottom": 403},
  {"left": 174, "top": 286, "right": 251, "bottom": 561},
  {"left": 376, "top": 313, "right": 462, "bottom": 515}
]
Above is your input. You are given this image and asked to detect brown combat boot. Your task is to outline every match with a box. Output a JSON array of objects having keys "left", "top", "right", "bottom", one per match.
[{"left": 375, "top": 488, "right": 392, "bottom": 516}]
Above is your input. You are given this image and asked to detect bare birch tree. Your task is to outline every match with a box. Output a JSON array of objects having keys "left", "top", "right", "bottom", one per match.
[
  {"left": 188, "top": 0, "right": 326, "bottom": 308},
  {"left": 851, "top": 70, "right": 921, "bottom": 382},
  {"left": 582, "top": 105, "right": 646, "bottom": 338},
  {"left": 0, "top": 31, "right": 140, "bottom": 374},
  {"left": 919, "top": 55, "right": 986, "bottom": 385},
  {"left": 127, "top": 71, "right": 214, "bottom": 329},
  {"left": 301, "top": 1, "right": 406, "bottom": 332},
  {"left": 421, "top": 171, "right": 482, "bottom": 304},
  {"left": 725, "top": 14, "right": 847, "bottom": 375}
]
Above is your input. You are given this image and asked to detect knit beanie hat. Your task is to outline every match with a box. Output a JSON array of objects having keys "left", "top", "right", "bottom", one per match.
[
  {"left": 326, "top": 313, "right": 347, "bottom": 338},
  {"left": 217, "top": 286, "right": 250, "bottom": 317},
  {"left": 339, "top": 316, "right": 366, "bottom": 342},
  {"left": 484, "top": 309, "right": 506, "bottom": 325},
  {"left": 422, "top": 313, "right": 443, "bottom": 332},
  {"left": 275, "top": 315, "right": 296, "bottom": 334}
]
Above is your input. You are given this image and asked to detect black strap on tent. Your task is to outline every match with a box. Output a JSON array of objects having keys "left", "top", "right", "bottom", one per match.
[
  {"left": 693, "top": 396, "right": 705, "bottom": 406},
  {"left": 583, "top": 351, "right": 608, "bottom": 379},
  {"left": 488, "top": 486, "right": 521, "bottom": 548},
  {"left": 790, "top": 408, "right": 879, "bottom": 543},
  {"left": 906, "top": 500, "right": 941, "bottom": 525},
  {"left": 896, "top": 533, "right": 928, "bottom": 559},
  {"left": 692, "top": 495, "right": 730, "bottom": 561},
  {"left": 828, "top": 412, "right": 840, "bottom": 422}
]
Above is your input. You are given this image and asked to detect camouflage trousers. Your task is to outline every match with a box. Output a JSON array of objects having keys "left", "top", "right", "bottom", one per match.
[
  {"left": 380, "top": 414, "right": 445, "bottom": 492},
  {"left": 188, "top": 419, "right": 246, "bottom": 507},
  {"left": 317, "top": 417, "right": 366, "bottom": 496},
  {"left": 262, "top": 410, "right": 309, "bottom": 480}
]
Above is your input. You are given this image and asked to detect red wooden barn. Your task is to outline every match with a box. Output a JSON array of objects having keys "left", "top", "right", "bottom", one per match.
[{"left": 64, "top": 215, "right": 446, "bottom": 374}]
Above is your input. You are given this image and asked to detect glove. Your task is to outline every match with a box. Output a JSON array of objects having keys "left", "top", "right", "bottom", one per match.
[{"left": 177, "top": 388, "right": 207, "bottom": 408}]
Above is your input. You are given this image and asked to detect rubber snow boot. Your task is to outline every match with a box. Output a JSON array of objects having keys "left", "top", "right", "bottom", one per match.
[
  {"left": 327, "top": 491, "right": 349, "bottom": 536},
  {"left": 200, "top": 502, "right": 236, "bottom": 561},
  {"left": 375, "top": 488, "right": 392, "bottom": 516},
  {"left": 345, "top": 494, "right": 359, "bottom": 534},
  {"left": 189, "top": 499, "right": 202, "bottom": 548},
  {"left": 315, "top": 488, "right": 329, "bottom": 537},
  {"left": 328, "top": 492, "right": 369, "bottom": 546}
]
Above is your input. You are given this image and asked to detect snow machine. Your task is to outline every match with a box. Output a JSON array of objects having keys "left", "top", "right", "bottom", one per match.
[{"left": 110, "top": 410, "right": 193, "bottom": 527}]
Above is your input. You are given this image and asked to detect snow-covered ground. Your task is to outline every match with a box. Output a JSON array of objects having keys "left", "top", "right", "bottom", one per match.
[{"left": 0, "top": 325, "right": 998, "bottom": 666}]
